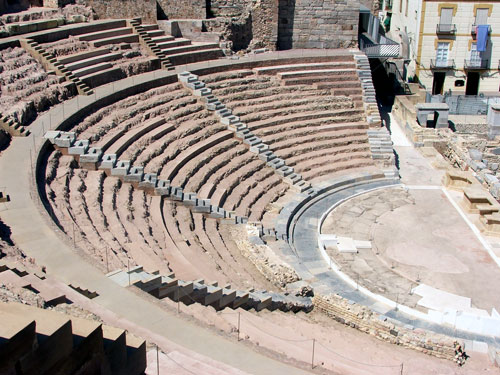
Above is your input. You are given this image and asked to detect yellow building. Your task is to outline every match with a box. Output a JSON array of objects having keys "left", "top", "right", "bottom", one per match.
[{"left": 388, "top": 0, "right": 500, "bottom": 95}]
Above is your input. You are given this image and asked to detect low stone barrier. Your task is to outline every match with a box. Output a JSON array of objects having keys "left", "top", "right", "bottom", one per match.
[{"left": 313, "top": 294, "right": 457, "bottom": 361}]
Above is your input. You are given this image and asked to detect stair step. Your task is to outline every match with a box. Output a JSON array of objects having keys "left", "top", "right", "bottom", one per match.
[
  {"left": 0, "top": 302, "right": 73, "bottom": 374},
  {"left": 72, "top": 61, "right": 114, "bottom": 78},
  {"left": 57, "top": 47, "right": 111, "bottom": 65},
  {"left": 161, "top": 42, "right": 220, "bottom": 56},
  {"left": 141, "top": 24, "right": 160, "bottom": 31},
  {"left": 146, "top": 29, "right": 166, "bottom": 38},
  {"left": 157, "top": 38, "right": 192, "bottom": 50},
  {"left": 66, "top": 52, "right": 122, "bottom": 71},
  {"left": 91, "top": 33, "right": 139, "bottom": 47},
  {"left": 78, "top": 27, "right": 133, "bottom": 42},
  {"left": 151, "top": 35, "right": 175, "bottom": 43}
]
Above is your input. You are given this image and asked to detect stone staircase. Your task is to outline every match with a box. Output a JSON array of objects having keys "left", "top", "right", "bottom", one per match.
[
  {"left": 128, "top": 18, "right": 173, "bottom": 70},
  {"left": 44, "top": 130, "right": 249, "bottom": 225},
  {"left": 367, "top": 127, "right": 394, "bottom": 160},
  {"left": 178, "top": 71, "right": 316, "bottom": 197},
  {"left": 107, "top": 266, "right": 313, "bottom": 313},
  {"left": 353, "top": 52, "right": 381, "bottom": 127},
  {"left": 139, "top": 24, "right": 223, "bottom": 66},
  {"left": 0, "top": 112, "right": 31, "bottom": 137},
  {"left": 0, "top": 301, "right": 146, "bottom": 375},
  {"left": 20, "top": 38, "right": 93, "bottom": 96},
  {"left": 0, "top": 259, "right": 100, "bottom": 306}
]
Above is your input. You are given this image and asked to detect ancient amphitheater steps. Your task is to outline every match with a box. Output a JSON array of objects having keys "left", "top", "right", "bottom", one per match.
[
  {"left": 142, "top": 24, "right": 224, "bottom": 65},
  {"left": 0, "top": 302, "right": 146, "bottom": 375},
  {"left": 195, "top": 64, "right": 378, "bottom": 186},
  {"left": 45, "top": 130, "right": 249, "bottom": 226},
  {"left": 61, "top": 48, "right": 123, "bottom": 78},
  {"left": 34, "top": 20, "right": 147, "bottom": 88},
  {"left": 0, "top": 46, "right": 72, "bottom": 130},
  {"left": 107, "top": 266, "right": 312, "bottom": 313},
  {"left": 179, "top": 71, "right": 315, "bottom": 195},
  {"left": 252, "top": 61, "right": 356, "bottom": 76},
  {"left": 77, "top": 26, "right": 139, "bottom": 46}
]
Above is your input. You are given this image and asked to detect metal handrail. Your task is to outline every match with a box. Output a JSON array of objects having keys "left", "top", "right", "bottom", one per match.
[
  {"left": 464, "top": 59, "right": 489, "bottom": 70},
  {"left": 436, "top": 24, "right": 457, "bottom": 34},
  {"left": 430, "top": 59, "right": 455, "bottom": 69}
]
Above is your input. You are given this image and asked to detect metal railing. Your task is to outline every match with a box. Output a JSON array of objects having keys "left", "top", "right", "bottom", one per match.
[
  {"left": 384, "top": 60, "right": 412, "bottom": 95},
  {"left": 464, "top": 59, "right": 489, "bottom": 70},
  {"left": 359, "top": 34, "right": 400, "bottom": 58},
  {"left": 471, "top": 24, "right": 492, "bottom": 34},
  {"left": 430, "top": 59, "right": 455, "bottom": 69},
  {"left": 436, "top": 24, "right": 457, "bottom": 34}
]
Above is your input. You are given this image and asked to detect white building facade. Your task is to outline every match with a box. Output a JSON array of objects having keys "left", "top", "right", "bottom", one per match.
[{"left": 388, "top": 0, "right": 500, "bottom": 95}]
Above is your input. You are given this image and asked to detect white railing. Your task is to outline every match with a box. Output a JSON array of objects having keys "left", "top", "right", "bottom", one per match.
[{"left": 359, "top": 34, "right": 400, "bottom": 58}]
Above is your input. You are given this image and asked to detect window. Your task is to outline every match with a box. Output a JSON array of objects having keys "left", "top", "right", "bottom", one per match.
[
  {"left": 476, "top": 8, "right": 488, "bottom": 25},
  {"left": 470, "top": 43, "right": 481, "bottom": 63},
  {"left": 435, "top": 42, "right": 449, "bottom": 67},
  {"left": 439, "top": 8, "right": 453, "bottom": 29}
]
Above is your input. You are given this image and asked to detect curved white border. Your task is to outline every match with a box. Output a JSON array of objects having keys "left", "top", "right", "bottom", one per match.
[
  {"left": 315, "top": 183, "right": 435, "bottom": 322},
  {"left": 315, "top": 184, "right": 500, "bottom": 335}
]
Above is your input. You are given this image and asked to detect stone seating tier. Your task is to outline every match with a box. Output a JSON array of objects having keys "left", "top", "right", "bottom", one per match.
[
  {"left": 252, "top": 61, "right": 355, "bottom": 75},
  {"left": 179, "top": 71, "right": 315, "bottom": 195},
  {"left": 44, "top": 130, "right": 249, "bottom": 226},
  {"left": 195, "top": 68, "right": 371, "bottom": 188},
  {"left": 107, "top": 265, "right": 312, "bottom": 313},
  {"left": 0, "top": 302, "right": 146, "bottom": 375}
]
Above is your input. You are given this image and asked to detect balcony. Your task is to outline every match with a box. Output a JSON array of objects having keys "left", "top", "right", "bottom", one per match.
[
  {"left": 471, "top": 24, "right": 492, "bottom": 36},
  {"left": 464, "top": 59, "right": 489, "bottom": 70},
  {"left": 430, "top": 59, "right": 455, "bottom": 69},
  {"left": 359, "top": 33, "right": 400, "bottom": 58},
  {"left": 436, "top": 24, "right": 457, "bottom": 34}
]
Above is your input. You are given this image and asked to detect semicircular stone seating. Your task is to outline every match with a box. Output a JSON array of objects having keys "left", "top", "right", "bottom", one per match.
[
  {"left": 201, "top": 58, "right": 378, "bottom": 186},
  {"left": 0, "top": 45, "right": 71, "bottom": 134},
  {"left": 32, "top": 18, "right": 223, "bottom": 89},
  {"left": 43, "top": 78, "right": 288, "bottom": 291}
]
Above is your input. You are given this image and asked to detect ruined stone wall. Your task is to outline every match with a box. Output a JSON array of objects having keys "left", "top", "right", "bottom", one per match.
[
  {"left": 210, "top": 0, "right": 247, "bottom": 17},
  {"left": 157, "top": 0, "right": 206, "bottom": 19},
  {"left": 314, "top": 294, "right": 457, "bottom": 360},
  {"left": 252, "top": 0, "right": 279, "bottom": 50},
  {"left": 277, "top": 0, "right": 359, "bottom": 49},
  {"left": 80, "top": 0, "right": 156, "bottom": 23}
]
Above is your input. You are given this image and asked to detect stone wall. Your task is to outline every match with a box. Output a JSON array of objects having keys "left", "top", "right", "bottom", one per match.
[
  {"left": 277, "top": 0, "right": 359, "bottom": 49},
  {"left": 252, "top": 0, "right": 279, "bottom": 50},
  {"left": 313, "top": 294, "right": 458, "bottom": 361},
  {"left": 210, "top": 0, "right": 246, "bottom": 17},
  {"left": 360, "top": 0, "right": 379, "bottom": 16},
  {"left": 80, "top": 0, "right": 156, "bottom": 23},
  {"left": 157, "top": 0, "right": 206, "bottom": 19}
]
